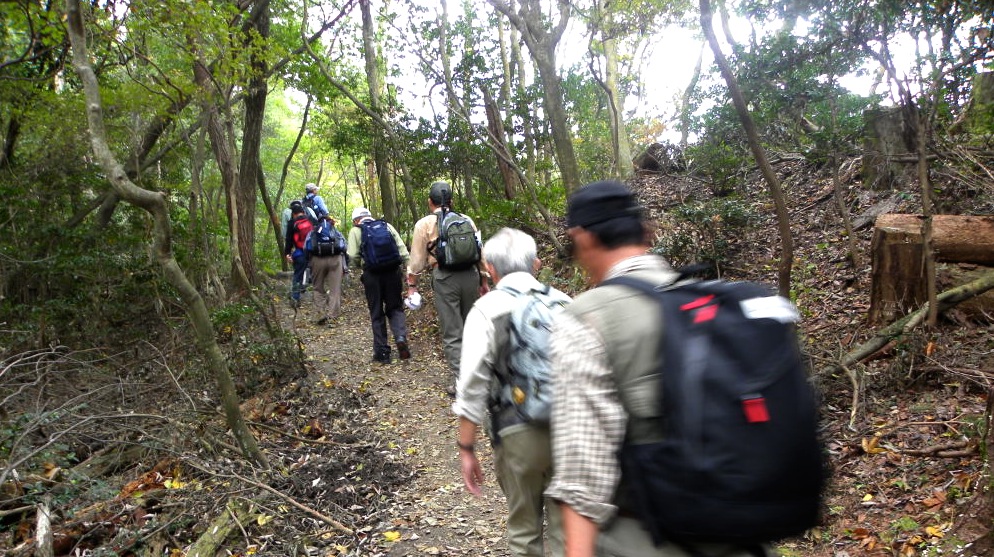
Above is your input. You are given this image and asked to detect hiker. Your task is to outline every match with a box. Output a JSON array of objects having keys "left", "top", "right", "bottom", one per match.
[
  {"left": 546, "top": 181, "right": 772, "bottom": 557},
  {"left": 284, "top": 200, "right": 314, "bottom": 309},
  {"left": 453, "top": 228, "right": 568, "bottom": 557},
  {"left": 308, "top": 215, "right": 347, "bottom": 325},
  {"left": 347, "top": 207, "right": 411, "bottom": 364},
  {"left": 302, "top": 182, "right": 329, "bottom": 221},
  {"left": 407, "top": 181, "right": 489, "bottom": 394}
]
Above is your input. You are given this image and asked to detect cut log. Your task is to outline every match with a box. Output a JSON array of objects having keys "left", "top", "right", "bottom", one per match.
[{"left": 869, "top": 214, "right": 994, "bottom": 324}]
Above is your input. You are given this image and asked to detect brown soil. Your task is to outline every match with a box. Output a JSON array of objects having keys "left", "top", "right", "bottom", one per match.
[
  {"left": 5, "top": 157, "right": 993, "bottom": 557},
  {"left": 275, "top": 277, "right": 516, "bottom": 556}
]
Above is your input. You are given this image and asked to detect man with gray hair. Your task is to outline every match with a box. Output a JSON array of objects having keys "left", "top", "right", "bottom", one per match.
[
  {"left": 453, "top": 227, "right": 568, "bottom": 557},
  {"left": 302, "top": 182, "right": 329, "bottom": 221}
]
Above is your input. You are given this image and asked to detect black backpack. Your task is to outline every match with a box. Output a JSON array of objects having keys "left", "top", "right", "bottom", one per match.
[
  {"left": 306, "top": 219, "right": 346, "bottom": 256},
  {"left": 433, "top": 209, "right": 481, "bottom": 270},
  {"left": 359, "top": 219, "right": 402, "bottom": 272},
  {"left": 600, "top": 276, "right": 824, "bottom": 547}
]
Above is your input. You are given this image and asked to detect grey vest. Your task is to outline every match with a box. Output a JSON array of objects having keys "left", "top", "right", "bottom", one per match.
[{"left": 563, "top": 269, "right": 677, "bottom": 507}]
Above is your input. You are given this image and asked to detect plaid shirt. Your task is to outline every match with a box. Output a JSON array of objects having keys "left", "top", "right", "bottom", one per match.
[{"left": 545, "top": 255, "right": 674, "bottom": 526}]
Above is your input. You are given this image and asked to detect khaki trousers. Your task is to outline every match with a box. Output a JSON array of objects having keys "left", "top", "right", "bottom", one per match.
[
  {"left": 311, "top": 254, "right": 344, "bottom": 319},
  {"left": 597, "top": 516, "right": 768, "bottom": 557},
  {"left": 494, "top": 425, "right": 563, "bottom": 557},
  {"left": 431, "top": 267, "right": 480, "bottom": 375}
]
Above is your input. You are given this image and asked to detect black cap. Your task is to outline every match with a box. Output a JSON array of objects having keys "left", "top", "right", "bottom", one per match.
[
  {"left": 567, "top": 180, "right": 642, "bottom": 228},
  {"left": 289, "top": 200, "right": 304, "bottom": 213},
  {"left": 429, "top": 181, "right": 452, "bottom": 205}
]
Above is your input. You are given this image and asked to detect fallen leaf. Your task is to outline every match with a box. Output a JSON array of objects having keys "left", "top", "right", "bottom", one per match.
[
  {"left": 862, "top": 436, "right": 888, "bottom": 454},
  {"left": 382, "top": 530, "right": 401, "bottom": 542}
]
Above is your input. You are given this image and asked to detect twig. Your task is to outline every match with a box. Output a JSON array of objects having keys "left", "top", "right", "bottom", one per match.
[
  {"left": 0, "top": 505, "right": 34, "bottom": 518},
  {"left": 226, "top": 471, "right": 353, "bottom": 534}
]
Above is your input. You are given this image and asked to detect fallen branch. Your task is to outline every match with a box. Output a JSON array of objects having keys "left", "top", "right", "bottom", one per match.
[
  {"left": 832, "top": 270, "right": 994, "bottom": 374},
  {"left": 898, "top": 439, "right": 974, "bottom": 457},
  {"left": 0, "top": 505, "right": 34, "bottom": 518},
  {"left": 186, "top": 499, "right": 259, "bottom": 557},
  {"left": 35, "top": 497, "right": 53, "bottom": 557}
]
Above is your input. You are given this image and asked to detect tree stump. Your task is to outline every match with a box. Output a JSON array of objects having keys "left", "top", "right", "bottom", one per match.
[
  {"left": 862, "top": 107, "right": 915, "bottom": 190},
  {"left": 869, "top": 214, "right": 994, "bottom": 324}
]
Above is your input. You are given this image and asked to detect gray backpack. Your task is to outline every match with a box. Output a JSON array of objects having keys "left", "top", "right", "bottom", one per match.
[
  {"left": 434, "top": 209, "right": 481, "bottom": 270},
  {"left": 494, "top": 284, "right": 572, "bottom": 425}
]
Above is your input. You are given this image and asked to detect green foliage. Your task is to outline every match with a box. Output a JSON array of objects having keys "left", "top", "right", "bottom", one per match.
[
  {"left": 685, "top": 140, "right": 748, "bottom": 196},
  {"left": 560, "top": 67, "right": 614, "bottom": 182},
  {"left": 653, "top": 197, "right": 757, "bottom": 272}
]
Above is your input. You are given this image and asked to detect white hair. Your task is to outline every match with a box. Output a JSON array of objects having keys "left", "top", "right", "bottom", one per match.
[{"left": 482, "top": 228, "right": 537, "bottom": 278}]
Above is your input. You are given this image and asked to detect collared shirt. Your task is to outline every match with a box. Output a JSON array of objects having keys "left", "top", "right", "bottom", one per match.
[
  {"left": 304, "top": 193, "right": 329, "bottom": 217},
  {"left": 346, "top": 217, "right": 410, "bottom": 268},
  {"left": 451, "top": 272, "right": 548, "bottom": 427},
  {"left": 407, "top": 208, "right": 483, "bottom": 276},
  {"left": 545, "top": 254, "right": 674, "bottom": 527}
]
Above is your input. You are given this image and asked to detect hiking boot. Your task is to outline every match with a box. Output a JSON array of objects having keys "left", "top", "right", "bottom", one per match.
[
  {"left": 396, "top": 339, "right": 411, "bottom": 360},
  {"left": 315, "top": 317, "right": 329, "bottom": 326},
  {"left": 373, "top": 350, "right": 391, "bottom": 364}
]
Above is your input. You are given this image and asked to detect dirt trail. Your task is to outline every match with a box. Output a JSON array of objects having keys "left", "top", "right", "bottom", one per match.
[{"left": 290, "top": 275, "right": 512, "bottom": 556}]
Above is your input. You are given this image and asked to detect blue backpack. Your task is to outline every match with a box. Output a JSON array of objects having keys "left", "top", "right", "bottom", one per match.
[
  {"left": 306, "top": 219, "right": 346, "bottom": 256},
  {"left": 302, "top": 194, "right": 326, "bottom": 223},
  {"left": 359, "top": 219, "right": 402, "bottom": 272}
]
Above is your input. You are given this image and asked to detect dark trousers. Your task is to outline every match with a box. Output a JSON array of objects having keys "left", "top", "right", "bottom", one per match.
[
  {"left": 291, "top": 251, "right": 309, "bottom": 302},
  {"left": 361, "top": 266, "right": 407, "bottom": 358}
]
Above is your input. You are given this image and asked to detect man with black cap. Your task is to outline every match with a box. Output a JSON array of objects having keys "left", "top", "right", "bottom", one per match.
[
  {"left": 546, "top": 181, "right": 766, "bottom": 557},
  {"left": 407, "top": 181, "right": 489, "bottom": 394}
]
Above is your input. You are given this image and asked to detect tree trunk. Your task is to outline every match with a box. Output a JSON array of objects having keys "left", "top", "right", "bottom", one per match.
[
  {"left": 700, "top": 0, "right": 794, "bottom": 297},
  {"left": 595, "top": 4, "right": 632, "bottom": 178},
  {"left": 870, "top": 214, "right": 994, "bottom": 323},
  {"left": 67, "top": 0, "right": 268, "bottom": 469},
  {"left": 489, "top": 0, "right": 581, "bottom": 192},
  {"left": 360, "top": 0, "right": 395, "bottom": 223},
  {"left": 1, "top": 114, "right": 19, "bottom": 168},
  {"left": 234, "top": 0, "right": 270, "bottom": 287},
  {"left": 484, "top": 88, "right": 520, "bottom": 199},
  {"left": 680, "top": 44, "right": 705, "bottom": 149}
]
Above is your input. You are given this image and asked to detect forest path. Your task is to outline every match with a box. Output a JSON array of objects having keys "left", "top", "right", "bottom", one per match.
[{"left": 289, "top": 274, "right": 511, "bottom": 556}]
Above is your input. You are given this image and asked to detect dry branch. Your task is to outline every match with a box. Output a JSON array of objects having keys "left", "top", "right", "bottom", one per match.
[
  {"left": 898, "top": 439, "right": 973, "bottom": 457},
  {"left": 834, "top": 269, "right": 994, "bottom": 373},
  {"left": 186, "top": 499, "right": 259, "bottom": 557}
]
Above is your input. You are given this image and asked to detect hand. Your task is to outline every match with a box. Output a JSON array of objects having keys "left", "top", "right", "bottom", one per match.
[
  {"left": 460, "top": 450, "right": 484, "bottom": 496},
  {"left": 285, "top": 254, "right": 292, "bottom": 261}
]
